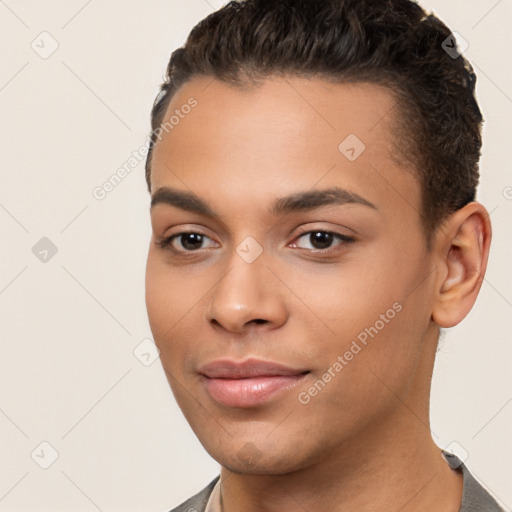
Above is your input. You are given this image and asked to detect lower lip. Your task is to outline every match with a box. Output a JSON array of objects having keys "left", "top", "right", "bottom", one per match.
[{"left": 202, "top": 374, "right": 309, "bottom": 408}]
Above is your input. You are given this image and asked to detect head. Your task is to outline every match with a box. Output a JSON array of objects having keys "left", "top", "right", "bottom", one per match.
[{"left": 145, "top": 0, "right": 491, "bottom": 475}]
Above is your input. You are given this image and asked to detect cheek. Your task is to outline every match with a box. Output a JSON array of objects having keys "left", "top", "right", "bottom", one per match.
[
  {"left": 145, "top": 251, "right": 195, "bottom": 324},
  {"left": 282, "top": 249, "right": 428, "bottom": 385},
  {"left": 144, "top": 253, "right": 188, "bottom": 353},
  {"left": 292, "top": 307, "right": 423, "bottom": 437},
  {"left": 145, "top": 255, "right": 168, "bottom": 335},
  {"left": 276, "top": 256, "right": 402, "bottom": 343},
  {"left": 326, "top": 282, "right": 432, "bottom": 411},
  {"left": 145, "top": 252, "right": 210, "bottom": 372}
]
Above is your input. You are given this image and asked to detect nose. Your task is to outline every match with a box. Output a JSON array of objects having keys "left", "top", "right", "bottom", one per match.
[{"left": 206, "top": 250, "right": 288, "bottom": 333}]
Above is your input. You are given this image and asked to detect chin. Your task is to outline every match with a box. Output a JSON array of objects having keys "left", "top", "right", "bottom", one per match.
[
  {"left": 219, "top": 458, "right": 302, "bottom": 476},
  {"left": 204, "top": 441, "right": 313, "bottom": 476}
]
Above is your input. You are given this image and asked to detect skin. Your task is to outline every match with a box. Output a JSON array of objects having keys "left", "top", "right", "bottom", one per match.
[{"left": 145, "top": 75, "right": 491, "bottom": 512}]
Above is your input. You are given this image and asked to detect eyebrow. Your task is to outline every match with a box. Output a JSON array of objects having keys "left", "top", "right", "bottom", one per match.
[{"left": 150, "top": 186, "right": 377, "bottom": 218}]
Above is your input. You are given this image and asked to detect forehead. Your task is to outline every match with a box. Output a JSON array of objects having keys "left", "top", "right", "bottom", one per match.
[{"left": 150, "top": 75, "right": 419, "bottom": 219}]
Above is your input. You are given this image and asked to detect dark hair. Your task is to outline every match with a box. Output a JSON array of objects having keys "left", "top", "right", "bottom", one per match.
[{"left": 145, "top": 0, "right": 483, "bottom": 242}]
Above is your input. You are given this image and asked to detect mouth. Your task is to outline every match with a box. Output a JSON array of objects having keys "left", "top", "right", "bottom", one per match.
[{"left": 198, "top": 358, "right": 311, "bottom": 408}]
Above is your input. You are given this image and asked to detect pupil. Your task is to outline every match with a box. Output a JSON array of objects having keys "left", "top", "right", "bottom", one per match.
[
  {"left": 310, "top": 231, "right": 333, "bottom": 249},
  {"left": 182, "top": 233, "right": 203, "bottom": 250}
]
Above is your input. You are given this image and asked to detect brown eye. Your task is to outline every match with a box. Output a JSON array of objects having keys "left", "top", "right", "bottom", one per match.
[
  {"left": 308, "top": 232, "right": 334, "bottom": 250},
  {"left": 176, "top": 233, "right": 205, "bottom": 251},
  {"left": 156, "top": 232, "right": 217, "bottom": 252},
  {"left": 292, "top": 230, "right": 355, "bottom": 251}
]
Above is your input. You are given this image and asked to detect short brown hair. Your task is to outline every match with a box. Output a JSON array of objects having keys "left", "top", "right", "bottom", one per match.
[{"left": 145, "top": 0, "right": 483, "bottom": 242}]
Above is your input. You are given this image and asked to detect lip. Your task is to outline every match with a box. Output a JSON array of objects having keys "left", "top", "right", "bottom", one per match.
[
  {"left": 198, "top": 358, "right": 310, "bottom": 408},
  {"left": 198, "top": 358, "right": 309, "bottom": 379}
]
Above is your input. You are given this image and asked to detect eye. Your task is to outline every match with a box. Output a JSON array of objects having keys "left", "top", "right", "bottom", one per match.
[
  {"left": 290, "top": 230, "right": 354, "bottom": 251},
  {"left": 156, "top": 232, "right": 217, "bottom": 252}
]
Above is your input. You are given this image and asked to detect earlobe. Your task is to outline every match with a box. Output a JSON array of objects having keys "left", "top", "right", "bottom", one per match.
[{"left": 431, "top": 203, "right": 491, "bottom": 328}]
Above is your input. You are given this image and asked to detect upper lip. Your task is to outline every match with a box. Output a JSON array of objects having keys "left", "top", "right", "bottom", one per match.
[{"left": 198, "top": 358, "right": 310, "bottom": 379}]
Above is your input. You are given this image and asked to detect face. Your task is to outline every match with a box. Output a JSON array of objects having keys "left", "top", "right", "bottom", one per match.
[{"left": 145, "top": 76, "right": 440, "bottom": 474}]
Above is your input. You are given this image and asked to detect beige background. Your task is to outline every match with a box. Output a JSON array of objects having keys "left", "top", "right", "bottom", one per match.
[{"left": 0, "top": 1, "right": 511, "bottom": 510}]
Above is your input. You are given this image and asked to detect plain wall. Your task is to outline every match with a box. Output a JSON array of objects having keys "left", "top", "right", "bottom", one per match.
[{"left": 0, "top": 1, "right": 510, "bottom": 510}]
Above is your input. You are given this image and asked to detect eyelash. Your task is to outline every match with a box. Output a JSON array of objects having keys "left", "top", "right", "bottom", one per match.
[
  {"left": 292, "top": 229, "right": 355, "bottom": 252},
  {"left": 155, "top": 229, "right": 355, "bottom": 254}
]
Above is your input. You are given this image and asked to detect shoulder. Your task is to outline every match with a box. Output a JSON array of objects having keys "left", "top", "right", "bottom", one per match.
[
  {"left": 443, "top": 452, "right": 505, "bottom": 512},
  {"left": 167, "top": 475, "right": 220, "bottom": 512},
  {"left": 459, "top": 465, "right": 505, "bottom": 512}
]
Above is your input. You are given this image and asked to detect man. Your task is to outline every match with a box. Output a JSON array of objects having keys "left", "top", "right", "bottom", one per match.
[{"left": 144, "top": 0, "right": 503, "bottom": 510}]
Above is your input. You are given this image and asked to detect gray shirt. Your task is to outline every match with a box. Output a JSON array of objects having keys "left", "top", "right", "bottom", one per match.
[{"left": 168, "top": 452, "right": 504, "bottom": 512}]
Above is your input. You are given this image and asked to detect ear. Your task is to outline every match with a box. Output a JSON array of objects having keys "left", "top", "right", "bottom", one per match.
[{"left": 431, "top": 202, "right": 492, "bottom": 328}]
